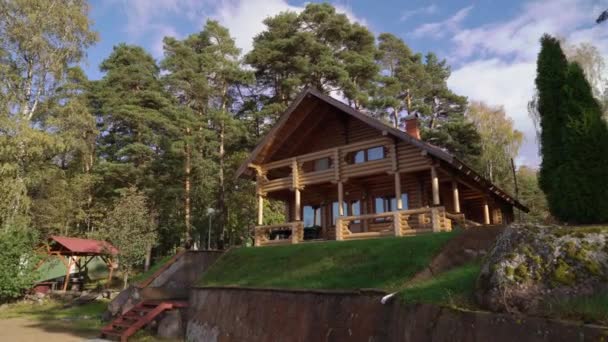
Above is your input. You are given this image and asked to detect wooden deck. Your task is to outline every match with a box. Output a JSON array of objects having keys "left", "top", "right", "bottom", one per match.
[{"left": 254, "top": 206, "right": 453, "bottom": 247}]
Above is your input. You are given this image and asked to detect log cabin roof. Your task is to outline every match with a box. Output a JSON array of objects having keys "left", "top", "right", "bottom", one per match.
[{"left": 237, "top": 87, "right": 528, "bottom": 212}]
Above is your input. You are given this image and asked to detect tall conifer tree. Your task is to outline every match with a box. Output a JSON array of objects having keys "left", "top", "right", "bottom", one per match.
[{"left": 535, "top": 34, "right": 608, "bottom": 223}]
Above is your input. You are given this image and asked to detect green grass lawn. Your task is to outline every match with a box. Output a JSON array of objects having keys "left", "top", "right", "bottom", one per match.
[
  {"left": 398, "top": 263, "right": 481, "bottom": 308},
  {"left": 131, "top": 254, "right": 176, "bottom": 284},
  {"left": 541, "top": 291, "right": 608, "bottom": 325},
  {"left": 0, "top": 299, "right": 108, "bottom": 336},
  {"left": 200, "top": 232, "right": 457, "bottom": 291}
]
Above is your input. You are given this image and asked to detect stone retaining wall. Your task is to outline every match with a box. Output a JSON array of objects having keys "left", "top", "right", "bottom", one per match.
[{"left": 186, "top": 286, "right": 608, "bottom": 342}]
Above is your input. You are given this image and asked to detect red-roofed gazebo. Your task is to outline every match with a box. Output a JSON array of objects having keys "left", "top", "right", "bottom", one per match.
[{"left": 36, "top": 236, "right": 119, "bottom": 291}]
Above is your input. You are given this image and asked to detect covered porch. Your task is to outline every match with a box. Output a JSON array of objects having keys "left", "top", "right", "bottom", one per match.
[{"left": 251, "top": 138, "right": 509, "bottom": 247}]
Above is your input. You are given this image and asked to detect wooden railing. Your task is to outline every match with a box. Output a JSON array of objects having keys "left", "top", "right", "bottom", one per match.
[
  {"left": 254, "top": 207, "right": 452, "bottom": 247},
  {"left": 254, "top": 222, "right": 304, "bottom": 247},
  {"left": 445, "top": 212, "right": 466, "bottom": 227},
  {"left": 336, "top": 206, "right": 452, "bottom": 241},
  {"left": 255, "top": 137, "right": 396, "bottom": 193}
]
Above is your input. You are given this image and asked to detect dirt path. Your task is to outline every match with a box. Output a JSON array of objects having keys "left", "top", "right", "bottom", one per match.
[{"left": 0, "top": 317, "right": 97, "bottom": 342}]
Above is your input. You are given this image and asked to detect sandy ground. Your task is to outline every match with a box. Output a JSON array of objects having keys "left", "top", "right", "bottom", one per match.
[{"left": 0, "top": 317, "right": 99, "bottom": 342}]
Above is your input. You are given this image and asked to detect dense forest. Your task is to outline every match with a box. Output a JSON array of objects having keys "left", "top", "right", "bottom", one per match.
[{"left": 1, "top": 1, "right": 578, "bottom": 290}]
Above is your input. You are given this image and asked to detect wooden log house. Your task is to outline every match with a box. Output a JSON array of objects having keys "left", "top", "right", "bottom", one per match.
[{"left": 236, "top": 88, "right": 528, "bottom": 247}]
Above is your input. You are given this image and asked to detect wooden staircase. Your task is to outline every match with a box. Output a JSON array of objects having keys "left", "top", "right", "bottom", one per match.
[{"left": 101, "top": 300, "right": 188, "bottom": 341}]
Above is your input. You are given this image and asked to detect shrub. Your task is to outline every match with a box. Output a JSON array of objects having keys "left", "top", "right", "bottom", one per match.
[{"left": 0, "top": 227, "right": 39, "bottom": 302}]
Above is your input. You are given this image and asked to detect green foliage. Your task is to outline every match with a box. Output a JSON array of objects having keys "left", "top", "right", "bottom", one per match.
[
  {"left": 553, "top": 259, "right": 576, "bottom": 285},
  {"left": 372, "top": 33, "right": 482, "bottom": 164},
  {"left": 200, "top": 232, "right": 456, "bottom": 290},
  {"left": 516, "top": 167, "right": 550, "bottom": 222},
  {"left": 534, "top": 34, "right": 608, "bottom": 223},
  {"left": 0, "top": 227, "right": 39, "bottom": 302},
  {"left": 97, "top": 187, "right": 157, "bottom": 288},
  {"left": 467, "top": 101, "right": 523, "bottom": 191},
  {"left": 0, "top": 0, "right": 97, "bottom": 234},
  {"left": 398, "top": 263, "right": 480, "bottom": 307},
  {"left": 246, "top": 3, "right": 377, "bottom": 113}
]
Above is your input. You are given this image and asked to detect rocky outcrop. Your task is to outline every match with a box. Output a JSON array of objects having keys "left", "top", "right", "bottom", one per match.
[{"left": 476, "top": 224, "right": 608, "bottom": 313}]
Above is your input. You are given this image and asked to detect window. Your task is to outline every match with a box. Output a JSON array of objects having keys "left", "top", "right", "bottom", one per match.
[
  {"left": 367, "top": 146, "right": 384, "bottom": 161},
  {"left": 374, "top": 194, "right": 409, "bottom": 214},
  {"left": 348, "top": 146, "right": 386, "bottom": 164},
  {"left": 353, "top": 150, "right": 365, "bottom": 164},
  {"left": 332, "top": 201, "right": 347, "bottom": 226},
  {"left": 350, "top": 200, "right": 361, "bottom": 223},
  {"left": 303, "top": 205, "right": 322, "bottom": 227},
  {"left": 313, "top": 157, "right": 331, "bottom": 171}
]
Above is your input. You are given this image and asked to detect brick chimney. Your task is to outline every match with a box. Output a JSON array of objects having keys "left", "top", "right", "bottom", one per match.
[{"left": 402, "top": 113, "right": 421, "bottom": 140}]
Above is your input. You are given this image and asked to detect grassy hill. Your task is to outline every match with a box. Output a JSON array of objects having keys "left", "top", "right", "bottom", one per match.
[{"left": 200, "top": 232, "right": 456, "bottom": 291}]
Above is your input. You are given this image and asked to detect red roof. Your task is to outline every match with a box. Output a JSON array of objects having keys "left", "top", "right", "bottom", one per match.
[{"left": 50, "top": 236, "right": 119, "bottom": 256}]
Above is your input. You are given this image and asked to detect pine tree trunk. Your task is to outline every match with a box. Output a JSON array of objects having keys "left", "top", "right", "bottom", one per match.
[
  {"left": 123, "top": 271, "right": 129, "bottom": 290},
  {"left": 144, "top": 245, "right": 152, "bottom": 272},
  {"left": 217, "top": 119, "right": 226, "bottom": 247},
  {"left": 184, "top": 127, "right": 192, "bottom": 242}
]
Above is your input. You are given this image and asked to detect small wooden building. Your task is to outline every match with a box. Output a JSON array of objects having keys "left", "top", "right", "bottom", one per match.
[{"left": 236, "top": 88, "right": 528, "bottom": 246}]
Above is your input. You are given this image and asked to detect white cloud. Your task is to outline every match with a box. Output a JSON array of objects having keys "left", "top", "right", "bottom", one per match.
[
  {"left": 448, "top": 59, "right": 539, "bottom": 165},
  {"left": 446, "top": 0, "right": 608, "bottom": 166},
  {"left": 104, "top": 0, "right": 370, "bottom": 57},
  {"left": 212, "top": 0, "right": 301, "bottom": 54},
  {"left": 411, "top": 5, "right": 473, "bottom": 38},
  {"left": 400, "top": 4, "right": 438, "bottom": 22}
]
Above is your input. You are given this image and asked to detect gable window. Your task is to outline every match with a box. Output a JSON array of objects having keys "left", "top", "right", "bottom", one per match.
[
  {"left": 313, "top": 157, "right": 331, "bottom": 171},
  {"left": 367, "top": 146, "right": 384, "bottom": 161},
  {"left": 348, "top": 146, "right": 386, "bottom": 164}
]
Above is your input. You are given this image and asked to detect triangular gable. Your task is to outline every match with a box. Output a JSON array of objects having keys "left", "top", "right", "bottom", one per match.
[{"left": 236, "top": 88, "right": 528, "bottom": 212}]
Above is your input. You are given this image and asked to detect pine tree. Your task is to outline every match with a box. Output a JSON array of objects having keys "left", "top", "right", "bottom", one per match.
[
  {"left": 372, "top": 33, "right": 481, "bottom": 164},
  {"left": 246, "top": 3, "right": 377, "bottom": 120}
]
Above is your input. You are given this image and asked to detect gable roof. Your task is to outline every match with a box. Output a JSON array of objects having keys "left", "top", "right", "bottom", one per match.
[
  {"left": 49, "top": 236, "right": 119, "bottom": 256},
  {"left": 237, "top": 87, "right": 528, "bottom": 212}
]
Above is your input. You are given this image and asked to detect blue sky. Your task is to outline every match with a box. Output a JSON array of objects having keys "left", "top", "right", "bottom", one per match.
[{"left": 85, "top": 0, "right": 608, "bottom": 166}]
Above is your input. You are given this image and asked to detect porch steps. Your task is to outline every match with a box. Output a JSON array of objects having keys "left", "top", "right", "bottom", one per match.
[{"left": 100, "top": 300, "right": 187, "bottom": 341}]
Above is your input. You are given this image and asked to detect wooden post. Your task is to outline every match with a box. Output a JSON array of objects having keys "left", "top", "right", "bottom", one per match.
[
  {"left": 431, "top": 207, "right": 441, "bottom": 232},
  {"left": 483, "top": 199, "right": 490, "bottom": 225},
  {"left": 394, "top": 172, "right": 403, "bottom": 210},
  {"left": 291, "top": 223, "right": 300, "bottom": 244},
  {"left": 337, "top": 181, "right": 344, "bottom": 216},
  {"left": 62, "top": 257, "right": 73, "bottom": 291},
  {"left": 452, "top": 181, "right": 460, "bottom": 213},
  {"left": 257, "top": 194, "right": 264, "bottom": 225},
  {"left": 393, "top": 212, "right": 402, "bottom": 237},
  {"left": 431, "top": 166, "right": 440, "bottom": 205},
  {"left": 336, "top": 218, "right": 343, "bottom": 241},
  {"left": 294, "top": 188, "right": 301, "bottom": 221}
]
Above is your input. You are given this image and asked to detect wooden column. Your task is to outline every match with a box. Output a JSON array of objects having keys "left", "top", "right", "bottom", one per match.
[
  {"left": 257, "top": 194, "right": 264, "bottom": 225},
  {"left": 62, "top": 257, "right": 73, "bottom": 291},
  {"left": 483, "top": 199, "right": 490, "bottom": 225},
  {"left": 431, "top": 166, "right": 440, "bottom": 205},
  {"left": 452, "top": 181, "right": 460, "bottom": 213},
  {"left": 394, "top": 172, "right": 403, "bottom": 210},
  {"left": 294, "top": 188, "right": 301, "bottom": 221},
  {"left": 337, "top": 181, "right": 344, "bottom": 216}
]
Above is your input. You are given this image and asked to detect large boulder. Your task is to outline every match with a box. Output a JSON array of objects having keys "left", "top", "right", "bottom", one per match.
[{"left": 476, "top": 223, "right": 608, "bottom": 313}]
